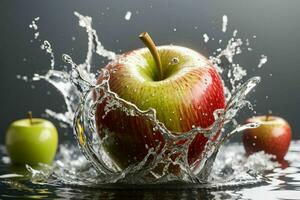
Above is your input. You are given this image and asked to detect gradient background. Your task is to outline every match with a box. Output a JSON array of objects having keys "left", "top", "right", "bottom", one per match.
[{"left": 1, "top": 0, "right": 299, "bottom": 144}]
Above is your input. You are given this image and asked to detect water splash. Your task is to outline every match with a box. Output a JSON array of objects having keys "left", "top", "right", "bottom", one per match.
[{"left": 24, "top": 12, "right": 268, "bottom": 185}]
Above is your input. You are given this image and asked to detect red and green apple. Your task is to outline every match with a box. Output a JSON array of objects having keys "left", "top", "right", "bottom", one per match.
[
  {"left": 243, "top": 115, "right": 292, "bottom": 160},
  {"left": 95, "top": 32, "right": 225, "bottom": 169}
]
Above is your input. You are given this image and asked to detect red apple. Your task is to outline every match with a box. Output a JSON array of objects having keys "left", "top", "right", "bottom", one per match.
[
  {"left": 243, "top": 115, "right": 292, "bottom": 160},
  {"left": 95, "top": 33, "right": 225, "bottom": 169}
]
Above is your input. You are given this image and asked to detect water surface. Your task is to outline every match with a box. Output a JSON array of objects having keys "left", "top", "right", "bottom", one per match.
[{"left": 1, "top": 141, "right": 300, "bottom": 199}]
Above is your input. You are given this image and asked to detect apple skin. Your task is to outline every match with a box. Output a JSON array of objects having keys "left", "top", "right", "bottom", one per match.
[
  {"left": 95, "top": 45, "right": 225, "bottom": 169},
  {"left": 243, "top": 116, "right": 292, "bottom": 160},
  {"left": 5, "top": 118, "right": 58, "bottom": 166}
]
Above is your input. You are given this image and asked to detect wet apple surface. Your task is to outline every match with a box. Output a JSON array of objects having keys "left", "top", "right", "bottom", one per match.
[
  {"left": 95, "top": 45, "right": 225, "bottom": 169},
  {"left": 243, "top": 116, "right": 292, "bottom": 160}
]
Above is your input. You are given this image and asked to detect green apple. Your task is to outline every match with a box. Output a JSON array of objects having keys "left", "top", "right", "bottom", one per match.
[{"left": 5, "top": 113, "right": 58, "bottom": 166}]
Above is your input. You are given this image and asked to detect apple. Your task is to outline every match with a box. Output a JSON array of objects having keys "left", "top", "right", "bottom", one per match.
[
  {"left": 5, "top": 112, "right": 58, "bottom": 166},
  {"left": 95, "top": 32, "right": 225, "bottom": 170},
  {"left": 243, "top": 115, "right": 292, "bottom": 160}
]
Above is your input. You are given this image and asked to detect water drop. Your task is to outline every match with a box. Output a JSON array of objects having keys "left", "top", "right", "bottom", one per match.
[
  {"left": 222, "top": 15, "right": 228, "bottom": 32},
  {"left": 62, "top": 54, "right": 73, "bottom": 64},
  {"left": 203, "top": 33, "right": 209, "bottom": 43},
  {"left": 171, "top": 57, "right": 179, "bottom": 64},
  {"left": 258, "top": 55, "right": 267, "bottom": 68},
  {"left": 34, "top": 32, "right": 39, "bottom": 39},
  {"left": 124, "top": 11, "right": 132, "bottom": 21},
  {"left": 22, "top": 76, "right": 28, "bottom": 81}
]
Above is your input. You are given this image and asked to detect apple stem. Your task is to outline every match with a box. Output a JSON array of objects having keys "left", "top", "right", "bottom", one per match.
[
  {"left": 139, "top": 32, "right": 163, "bottom": 80},
  {"left": 28, "top": 111, "right": 33, "bottom": 125},
  {"left": 266, "top": 110, "right": 272, "bottom": 121}
]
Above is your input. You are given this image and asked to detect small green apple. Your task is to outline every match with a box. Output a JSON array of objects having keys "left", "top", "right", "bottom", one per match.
[{"left": 5, "top": 113, "right": 58, "bottom": 166}]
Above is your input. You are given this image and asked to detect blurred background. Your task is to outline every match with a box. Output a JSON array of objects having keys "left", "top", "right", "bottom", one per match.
[{"left": 0, "top": 0, "right": 299, "bottom": 144}]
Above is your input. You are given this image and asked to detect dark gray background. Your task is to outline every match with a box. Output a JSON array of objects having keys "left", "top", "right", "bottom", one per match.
[{"left": 0, "top": 0, "right": 299, "bottom": 144}]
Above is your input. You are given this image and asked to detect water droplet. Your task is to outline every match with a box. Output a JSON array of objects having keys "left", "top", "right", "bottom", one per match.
[
  {"left": 222, "top": 15, "right": 228, "bottom": 32},
  {"left": 203, "top": 33, "right": 209, "bottom": 43},
  {"left": 124, "top": 11, "right": 132, "bottom": 21},
  {"left": 258, "top": 55, "right": 267, "bottom": 68},
  {"left": 22, "top": 76, "right": 28, "bottom": 81},
  {"left": 34, "top": 32, "right": 39, "bottom": 39},
  {"left": 62, "top": 54, "right": 72, "bottom": 64},
  {"left": 171, "top": 57, "right": 179, "bottom": 64},
  {"left": 233, "top": 30, "right": 238, "bottom": 37}
]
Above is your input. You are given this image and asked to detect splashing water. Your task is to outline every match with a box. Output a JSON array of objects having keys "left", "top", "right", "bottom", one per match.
[{"left": 23, "top": 12, "right": 271, "bottom": 186}]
